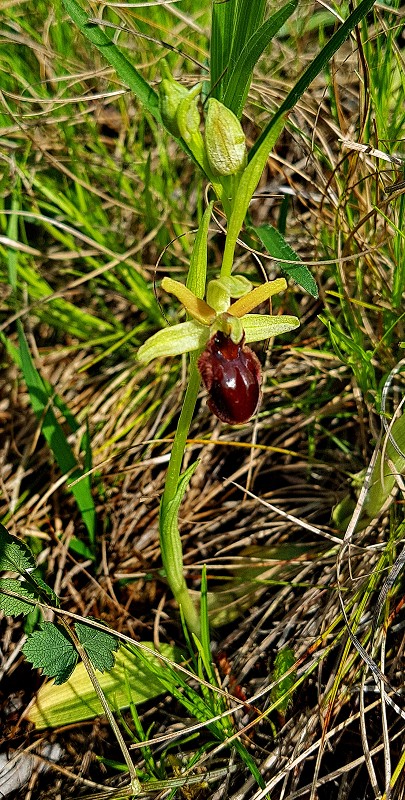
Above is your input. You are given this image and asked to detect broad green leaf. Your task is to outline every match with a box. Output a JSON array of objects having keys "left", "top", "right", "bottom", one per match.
[
  {"left": 62, "top": 0, "right": 160, "bottom": 122},
  {"left": 27, "top": 643, "right": 178, "bottom": 729},
  {"left": 75, "top": 622, "right": 119, "bottom": 673},
  {"left": 224, "top": 1, "right": 299, "bottom": 118},
  {"left": 0, "top": 579, "right": 37, "bottom": 617},
  {"left": 23, "top": 623, "right": 78, "bottom": 685},
  {"left": 249, "top": 0, "right": 377, "bottom": 161},
  {"left": 252, "top": 223, "right": 318, "bottom": 297},
  {"left": 0, "top": 523, "right": 36, "bottom": 573},
  {"left": 16, "top": 326, "right": 97, "bottom": 545}
]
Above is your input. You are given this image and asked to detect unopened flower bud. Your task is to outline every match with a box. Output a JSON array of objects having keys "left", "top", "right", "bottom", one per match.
[
  {"left": 204, "top": 98, "right": 246, "bottom": 176},
  {"left": 176, "top": 92, "right": 201, "bottom": 143},
  {"left": 158, "top": 78, "right": 189, "bottom": 138}
]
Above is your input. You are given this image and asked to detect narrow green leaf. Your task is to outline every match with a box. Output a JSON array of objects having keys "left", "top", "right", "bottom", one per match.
[
  {"left": 75, "top": 622, "right": 119, "bottom": 673},
  {"left": 0, "top": 523, "right": 36, "bottom": 573},
  {"left": 16, "top": 326, "right": 97, "bottom": 545},
  {"left": 228, "top": 0, "right": 267, "bottom": 85},
  {"left": 224, "top": 0, "right": 299, "bottom": 118},
  {"left": 0, "top": 579, "right": 37, "bottom": 617},
  {"left": 187, "top": 201, "right": 214, "bottom": 300},
  {"left": 160, "top": 461, "right": 199, "bottom": 595},
  {"left": 249, "top": 0, "right": 377, "bottom": 161},
  {"left": 221, "top": 0, "right": 376, "bottom": 278},
  {"left": 270, "top": 647, "right": 297, "bottom": 715},
  {"left": 197, "top": 566, "right": 216, "bottom": 686},
  {"left": 23, "top": 623, "right": 78, "bottom": 685},
  {"left": 252, "top": 223, "right": 318, "bottom": 297},
  {"left": 62, "top": 0, "right": 160, "bottom": 122},
  {"left": 28, "top": 642, "right": 179, "bottom": 728},
  {"left": 210, "top": 0, "right": 237, "bottom": 101}
]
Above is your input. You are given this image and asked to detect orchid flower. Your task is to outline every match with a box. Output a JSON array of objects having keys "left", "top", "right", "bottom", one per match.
[{"left": 137, "top": 275, "right": 299, "bottom": 423}]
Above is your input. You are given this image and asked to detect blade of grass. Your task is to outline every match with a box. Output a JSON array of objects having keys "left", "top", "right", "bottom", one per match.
[
  {"left": 11, "top": 325, "right": 97, "bottom": 547},
  {"left": 228, "top": 0, "right": 267, "bottom": 82},
  {"left": 221, "top": 0, "right": 377, "bottom": 277},
  {"left": 249, "top": 0, "right": 377, "bottom": 162},
  {"left": 62, "top": 0, "right": 160, "bottom": 122}
]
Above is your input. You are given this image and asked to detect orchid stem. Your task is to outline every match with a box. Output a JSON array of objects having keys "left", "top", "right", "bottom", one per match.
[{"left": 160, "top": 354, "right": 201, "bottom": 637}]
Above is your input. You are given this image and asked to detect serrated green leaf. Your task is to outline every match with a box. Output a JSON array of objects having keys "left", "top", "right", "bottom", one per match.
[
  {"left": 251, "top": 223, "right": 318, "bottom": 297},
  {"left": 0, "top": 579, "right": 37, "bottom": 617},
  {"left": 0, "top": 523, "right": 36, "bottom": 573},
  {"left": 29, "top": 571, "right": 59, "bottom": 608},
  {"left": 28, "top": 642, "right": 179, "bottom": 729},
  {"left": 75, "top": 622, "right": 119, "bottom": 673},
  {"left": 22, "top": 623, "right": 78, "bottom": 685}
]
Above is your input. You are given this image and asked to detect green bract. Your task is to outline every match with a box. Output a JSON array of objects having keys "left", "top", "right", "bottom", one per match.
[{"left": 137, "top": 276, "right": 299, "bottom": 364}]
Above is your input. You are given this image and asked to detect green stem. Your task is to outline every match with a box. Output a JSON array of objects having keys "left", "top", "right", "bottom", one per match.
[
  {"left": 162, "top": 356, "right": 200, "bottom": 504},
  {"left": 160, "top": 356, "right": 201, "bottom": 637}
]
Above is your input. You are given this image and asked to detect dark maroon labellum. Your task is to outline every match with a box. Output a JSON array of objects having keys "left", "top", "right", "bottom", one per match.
[{"left": 198, "top": 330, "right": 262, "bottom": 424}]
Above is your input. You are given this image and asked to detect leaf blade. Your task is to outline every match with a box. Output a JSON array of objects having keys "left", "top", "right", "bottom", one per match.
[
  {"left": 0, "top": 523, "right": 36, "bottom": 573},
  {"left": 252, "top": 223, "right": 318, "bottom": 297},
  {"left": 0, "top": 579, "right": 37, "bottom": 617},
  {"left": 27, "top": 643, "right": 179, "bottom": 728},
  {"left": 249, "top": 0, "right": 377, "bottom": 162},
  {"left": 224, "top": 0, "right": 299, "bottom": 118},
  {"left": 75, "top": 622, "right": 119, "bottom": 673},
  {"left": 22, "top": 623, "right": 78, "bottom": 685},
  {"left": 62, "top": 0, "right": 160, "bottom": 121},
  {"left": 16, "top": 326, "right": 97, "bottom": 545}
]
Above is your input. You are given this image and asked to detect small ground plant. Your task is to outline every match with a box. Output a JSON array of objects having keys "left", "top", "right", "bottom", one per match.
[{"left": 0, "top": 0, "right": 404, "bottom": 798}]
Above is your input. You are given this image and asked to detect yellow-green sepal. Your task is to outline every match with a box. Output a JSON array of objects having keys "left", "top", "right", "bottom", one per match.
[
  {"left": 242, "top": 314, "right": 300, "bottom": 343},
  {"left": 137, "top": 320, "right": 208, "bottom": 364}
]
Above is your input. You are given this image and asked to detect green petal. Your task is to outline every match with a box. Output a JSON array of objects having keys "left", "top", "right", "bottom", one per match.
[
  {"left": 137, "top": 320, "right": 208, "bottom": 364},
  {"left": 242, "top": 314, "right": 300, "bottom": 343},
  {"left": 206, "top": 275, "right": 252, "bottom": 313}
]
